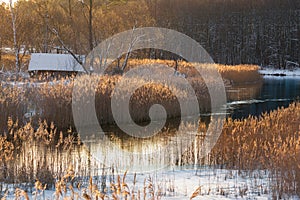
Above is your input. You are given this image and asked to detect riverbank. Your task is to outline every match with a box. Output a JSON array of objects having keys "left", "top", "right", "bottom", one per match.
[{"left": 0, "top": 102, "right": 299, "bottom": 199}]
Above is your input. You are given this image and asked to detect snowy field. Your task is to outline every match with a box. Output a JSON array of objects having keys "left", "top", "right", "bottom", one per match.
[{"left": 2, "top": 168, "right": 299, "bottom": 200}]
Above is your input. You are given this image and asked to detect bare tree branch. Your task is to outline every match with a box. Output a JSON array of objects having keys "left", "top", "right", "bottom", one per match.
[
  {"left": 50, "top": 28, "right": 89, "bottom": 74},
  {"left": 121, "top": 26, "right": 146, "bottom": 71}
]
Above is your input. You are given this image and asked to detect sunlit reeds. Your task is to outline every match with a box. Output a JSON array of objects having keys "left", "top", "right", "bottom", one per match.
[
  {"left": 0, "top": 102, "right": 299, "bottom": 198},
  {"left": 5, "top": 59, "right": 296, "bottom": 198},
  {"left": 0, "top": 59, "right": 262, "bottom": 131},
  {"left": 124, "top": 59, "right": 261, "bottom": 84},
  {"left": 0, "top": 84, "right": 27, "bottom": 131},
  {"left": 210, "top": 102, "right": 300, "bottom": 197}
]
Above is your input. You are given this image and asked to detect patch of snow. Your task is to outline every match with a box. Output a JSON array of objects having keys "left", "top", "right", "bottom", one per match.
[
  {"left": 4, "top": 168, "right": 299, "bottom": 200},
  {"left": 227, "top": 98, "right": 291, "bottom": 106},
  {"left": 174, "top": 71, "right": 187, "bottom": 78},
  {"left": 259, "top": 68, "right": 300, "bottom": 77},
  {"left": 0, "top": 78, "right": 71, "bottom": 88},
  {"left": 263, "top": 75, "right": 300, "bottom": 80},
  {"left": 23, "top": 110, "right": 36, "bottom": 119}
]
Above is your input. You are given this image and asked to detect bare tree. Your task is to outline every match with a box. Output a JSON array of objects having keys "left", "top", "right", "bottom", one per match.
[
  {"left": 0, "top": 6, "right": 4, "bottom": 67},
  {"left": 79, "top": 0, "right": 94, "bottom": 51},
  {"left": 33, "top": 0, "right": 51, "bottom": 53},
  {"left": 9, "top": 0, "right": 20, "bottom": 73},
  {"left": 121, "top": 27, "right": 137, "bottom": 72},
  {"left": 88, "top": 0, "right": 93, "bottom": 51}
]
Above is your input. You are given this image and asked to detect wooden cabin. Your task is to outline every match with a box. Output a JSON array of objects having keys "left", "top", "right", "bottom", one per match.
[{"left": 28, "top": 53, "right": 85, "bottom": 77}]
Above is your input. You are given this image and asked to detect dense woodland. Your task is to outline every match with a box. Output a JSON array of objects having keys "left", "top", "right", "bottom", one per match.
[{"left": 0, "top": 0, "right": 299, "bottom": 69}]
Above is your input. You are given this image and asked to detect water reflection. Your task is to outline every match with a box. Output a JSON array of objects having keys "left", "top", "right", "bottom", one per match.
[
  {"left": 80, "top": 117, "right": 214, "bottom": 173},
  {"left": 226, "top": 81, "right": 263, "bottom": 102}
]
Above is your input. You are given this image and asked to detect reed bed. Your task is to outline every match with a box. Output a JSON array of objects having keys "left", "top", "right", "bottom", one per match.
[
  {"left": 211, "top": 102, "right": 300, "bottom": 198},
  {"left": 0, "top": 84, "right": 28, "bottom": 132},
  {"left": 124, "top": 59, "right": 261, "bottom": 84},
  {"left": 0, "top": 119, "right": 109, "bottom": 196},
  {"left": 3, "top": 59, "right": 284, "bottom": 198},
  {"left": 0, "top": 59, "right": 261, "bottom": 131},
  {"left": 217, "top": 64, "right": 261, "bottom": 84},
  {"left": 171, "top": 102, "right": 300, "bottom": 198},
  {"left": 0, "top": 102, "right": 299, "bottom": 198},
  {"left": 0, "top": 119, "right": 198, "bottom": 199}
]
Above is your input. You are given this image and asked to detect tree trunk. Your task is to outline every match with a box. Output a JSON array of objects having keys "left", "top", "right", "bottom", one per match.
[
  {"left": 89, "top": 0, "right": 93, "bottom": 51},
  {"left": 0, "top": 36, "right": 2, "bottom": 67},
  {"left": 43, "top": 13, "right": 49, "bottom": 53},
  {"left": 10, "top": 0, "right": 20, "bottom": 74}
]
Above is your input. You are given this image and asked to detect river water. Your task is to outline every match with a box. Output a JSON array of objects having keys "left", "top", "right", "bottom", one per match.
[
  {"left": 227, "top": 76, "right": 300, "bottom": 119},
  {"left": 81, "top": 76, "right": 300, "bottom": 172}
]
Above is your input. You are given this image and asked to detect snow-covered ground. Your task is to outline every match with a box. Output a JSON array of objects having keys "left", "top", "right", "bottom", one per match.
[
  {"left": 0, "top": 78, "right": 71, "bottom": 88},
  {"left": 259, "top": 68, "right": 300, "bottom": 77},
  {"left": 227, "top": 98, "right": 291, "bottom": 107},
  {"left": 2, "top": 168, "right": 299, "bottom": 200}
]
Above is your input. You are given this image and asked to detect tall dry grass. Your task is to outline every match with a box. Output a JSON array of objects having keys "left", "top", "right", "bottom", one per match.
[
  {"left": 0, "top": 102, "right": 299, "bottom": 198},
  {"left": 0, "top": 84, "right": 28, "bottom": 131},
  {"left": 124, "top": 59, "right": 258, "bottom": 75},
  {"left": 4, "top": 59, "right": 300, "bottom": 199},
  {"left": 173, "top": 102, "right": 300, "bottom": 198},
  {"left": 0, "top": 53, "right": 30, "bottom": 72},
  {"left": 211, "top": 102, "right": 300, "bottom": 198},
  {"left": 122, "top": 59, "right": 261, "bottom": 84},
  {"left": 0, "top": 119, "right": 178, "bottom": 199},
  {"left": 0, "top": 119, "right": 99, "bottom": 192},
  {"left": 0, "top": 59, "right": 262, "bottom": 131}
]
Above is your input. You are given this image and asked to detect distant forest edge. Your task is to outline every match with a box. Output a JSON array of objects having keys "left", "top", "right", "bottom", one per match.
[{"left": 0, "top": 0, "right": 299, "bottom": 69}]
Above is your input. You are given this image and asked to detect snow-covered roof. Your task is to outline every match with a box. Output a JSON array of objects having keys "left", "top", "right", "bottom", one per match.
[{"left": 28, "top": 53, "right": 85, "bottom": 72}]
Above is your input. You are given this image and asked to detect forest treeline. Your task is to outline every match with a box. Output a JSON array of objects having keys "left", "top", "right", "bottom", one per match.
[{"left": 0, "top": 0, "right": 299, "bottom": 69}]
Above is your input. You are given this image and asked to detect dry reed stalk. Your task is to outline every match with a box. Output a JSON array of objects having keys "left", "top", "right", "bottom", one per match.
[{"left": 190, "top": 186, "right": 201, "bottom": 200}]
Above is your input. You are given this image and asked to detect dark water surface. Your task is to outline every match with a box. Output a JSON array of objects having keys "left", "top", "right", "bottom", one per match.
[{"left": 227, "top": 76, "right": 300, "bottom": 119}]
